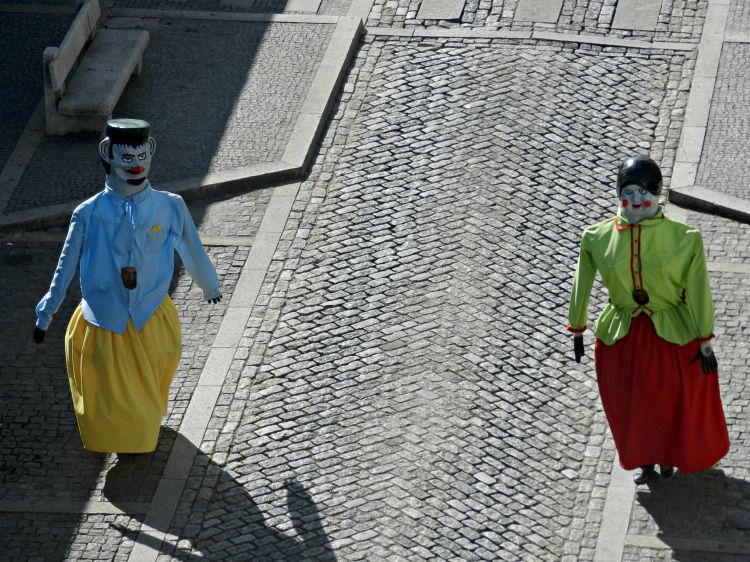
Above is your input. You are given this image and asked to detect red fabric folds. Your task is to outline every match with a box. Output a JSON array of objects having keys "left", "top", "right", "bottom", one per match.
[{"left": 594, "top": 314, "right": 729, "bottom": 474}]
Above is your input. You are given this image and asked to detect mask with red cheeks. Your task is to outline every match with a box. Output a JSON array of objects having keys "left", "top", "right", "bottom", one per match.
[{"left": 619, "top": 185, "right": 659, "bottom": 224}]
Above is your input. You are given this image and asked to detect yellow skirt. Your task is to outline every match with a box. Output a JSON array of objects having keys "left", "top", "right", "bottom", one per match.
[{"left": 64, "top": 296, "right": 182, "bottom": 453}]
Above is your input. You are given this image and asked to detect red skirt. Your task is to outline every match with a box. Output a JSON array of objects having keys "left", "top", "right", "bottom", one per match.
[{"left": 595, "top": 314, "right": 729, "bottom": 473}]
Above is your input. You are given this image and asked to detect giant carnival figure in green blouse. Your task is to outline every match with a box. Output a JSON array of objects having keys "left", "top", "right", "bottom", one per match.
[{"left": 568, "top": 156, "right": 729, "bottom": 485}]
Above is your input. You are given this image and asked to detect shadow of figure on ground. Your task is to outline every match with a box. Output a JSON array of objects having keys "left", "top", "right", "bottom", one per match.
[
  {"left": 105, "top": 428, "right": 336, "bottom": 561},
  {"left": 635, "top": 468, "right": 750, "bottom": 559}
]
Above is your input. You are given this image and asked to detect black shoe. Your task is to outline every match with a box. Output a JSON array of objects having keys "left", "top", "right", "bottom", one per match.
[
  {"left": 633, "top": 464, "right": 656, "bottom": 484},
  {"left": 659, "top": 465, "right": 675, "bottom": 479}
]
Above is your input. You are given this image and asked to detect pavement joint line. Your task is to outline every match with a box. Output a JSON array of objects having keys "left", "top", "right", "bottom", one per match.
[
  {"left": 671, "top": 0, "right": 729, "bottom": 191},
  {"left": 0, "top": 499, "right": 149, "bottom": 515},
  {"left": 624, "top": 534, "right": 750, "bottom": 555},
  {"left": 0, "top": 4, "right": 76, "bottom": 13},
  {"left": 0, "top": 101, "right": 45, "bottom": 216},
  {"left": 707, "top": 262, "right": 750, "bottom": 274},
  {"left": 126, "top": 182, "right": 301, "bottom": 562},
  {"left": 593, "top": 452, "right": 635, "bottom": 562},
  {"left": 364, "top": 27, "right": 695, "bottom": 50},
  {"left": 724, "top": 33, "right": 750, "bottom": 43},
  {"left": 109, "top": 7, "right": 339, "bottom": 24},
  {"left": 219, "top": 0, "right": 321, "bottom": 14}
]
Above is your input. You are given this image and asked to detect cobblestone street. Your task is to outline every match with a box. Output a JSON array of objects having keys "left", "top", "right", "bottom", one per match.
[{"left": 2, "top": 0, "right": 750, "bottom": 560}]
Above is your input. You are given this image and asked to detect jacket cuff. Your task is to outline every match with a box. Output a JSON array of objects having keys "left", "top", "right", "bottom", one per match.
[
  {"left": 566, "top": 325, "right": 587, "bottom": 334},
  {"left": 36, "top": 316, "right": 51, "bottom": 331}
]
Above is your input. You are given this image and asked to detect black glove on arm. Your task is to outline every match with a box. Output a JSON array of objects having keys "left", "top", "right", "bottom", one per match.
[
  {"left": 692, "top": 340, "right": 718, "bottom": 374},
  {"left": 33, "top": 326, "right": 46, "bottom": 344},
  {"left": 574, "top": 335, "right": 584, "bottom": 363}
]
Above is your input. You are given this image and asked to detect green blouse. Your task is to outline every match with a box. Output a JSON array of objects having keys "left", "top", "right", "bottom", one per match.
[{"left": 568, "top": 209, "right": 714, "bottom": 346}]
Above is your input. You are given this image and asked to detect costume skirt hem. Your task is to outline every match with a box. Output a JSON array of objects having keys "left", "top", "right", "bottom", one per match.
[{"left": 595, "top": 314, "right": 729, "bottom": 475}]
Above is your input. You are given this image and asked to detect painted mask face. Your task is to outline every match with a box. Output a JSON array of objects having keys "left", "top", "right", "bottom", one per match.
[
  {"left": 111, "top": 142, "right": 152, "bottom": 185},
  {"left": 100, "top": 136, "right": 156, "bottom": 197},
  {"left": 619, "top": 184, "right": 659, "bottom": 224}
]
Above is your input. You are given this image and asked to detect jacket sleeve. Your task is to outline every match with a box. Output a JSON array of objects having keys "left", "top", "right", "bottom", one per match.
[
  {"left": 567, "top": 232, "right": 596, "bottom": 333},
  {"left": 35, "top": 210, "right": 84, "bottom": 330},
  {"left": 685, "top": 230, "right": 714, "bottom": 340},
  {"left": 174, "top": 196, "right": 221, "bottom": 300}
]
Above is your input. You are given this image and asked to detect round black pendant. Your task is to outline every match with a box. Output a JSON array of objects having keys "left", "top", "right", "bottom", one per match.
[
  {"left": 633, "top": 288, "right": 649, "bottom": 305},
  {"left": 121, "top": 266, "right": 137, "bottom": 290}
]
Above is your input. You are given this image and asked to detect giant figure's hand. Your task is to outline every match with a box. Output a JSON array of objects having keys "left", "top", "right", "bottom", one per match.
[
  {"left": 692, "top": 340, "right": 718, "bottom": 374},
  {"left": 33, "top": 326, "right": 46, "bottom": 344},
  {"left": 574, "top": 335, "right": 584, "bottom": 363},
  {"left": 208, "top": 293, "right": 222, "bottom": 304}
]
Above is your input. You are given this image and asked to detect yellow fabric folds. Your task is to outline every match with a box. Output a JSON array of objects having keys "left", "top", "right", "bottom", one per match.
[{"left": 64, "top": 295, "right": 182, "bottom": 453}]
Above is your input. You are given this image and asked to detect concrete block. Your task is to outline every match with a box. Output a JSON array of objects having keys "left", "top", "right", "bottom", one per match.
[
  {"left": 416, "top": 0, "right": 465, "bottom": 21},
  {"left": 213, "top": 307, "right": 251, "bottom": 347},
  {"left": 514, "top": 0, "right": 563, "bottom": 23},
  {"left": 612, "top": 0, "right": 660, "bottom": 31},
  {"left": 199, "top": 347, "right": 236, "bottom": 386}
]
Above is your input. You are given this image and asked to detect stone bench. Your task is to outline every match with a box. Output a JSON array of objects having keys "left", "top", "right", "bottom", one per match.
[{"left": 43, "top": 0, "right": 150, "bottom": 135}]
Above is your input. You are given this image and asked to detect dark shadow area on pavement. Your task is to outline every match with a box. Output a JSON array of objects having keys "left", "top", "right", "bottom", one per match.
[
  {"left": 2, "top": 3, "right": 333, "bottom": 215},
  {"left": 105, "top": 427, "right": 337, "bottom": 561},
  {"left": 636, "top": 468, "right": 750, "bottom": 559},
  {"left": 0, "top": 241, "right": 107, "bottom": 559}
]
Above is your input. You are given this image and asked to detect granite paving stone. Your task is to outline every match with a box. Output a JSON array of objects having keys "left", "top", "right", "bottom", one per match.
[
  {"left": 159, "top": 37, "right": 692, "bottom": 560},
  {"left": 4, "top": 19, "right": 333, "bottom": 214}
]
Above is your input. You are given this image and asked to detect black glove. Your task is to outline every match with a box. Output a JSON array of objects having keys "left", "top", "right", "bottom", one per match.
[
  {"left": 208, "top": 294, "right": 222, "bottom": 304},
  {"left": 692, "top": 343, "right": 718, "bottom": 375},
  {"left": 33, "top": 326, "right": 46, "bottom": 344},
  {"left": 573, "top": 335, "right": 584, "bottom": 363}
]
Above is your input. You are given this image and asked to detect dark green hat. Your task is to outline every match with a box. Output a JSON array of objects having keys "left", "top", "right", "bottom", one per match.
[{"left": 105, "top": 118, "right": 150, "bottom": 147}]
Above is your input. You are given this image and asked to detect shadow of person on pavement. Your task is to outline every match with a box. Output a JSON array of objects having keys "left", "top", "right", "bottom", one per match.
[
  {"left": 105, "top": 427, "right": 336, "bottom": 561},
  {"left": 634, "top": 467, "right": 750, "bottom": 559}
]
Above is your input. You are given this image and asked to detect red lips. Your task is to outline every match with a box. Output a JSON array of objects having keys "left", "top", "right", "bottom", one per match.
[{"left": 127, "top": 166, "right": 145, "bottom": 175}]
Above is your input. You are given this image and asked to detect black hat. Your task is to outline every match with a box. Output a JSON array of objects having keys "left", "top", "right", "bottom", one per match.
[
  {"left": 105, "top": 118, "right": 150, "bottom": 147},
  {"left": 616, "top": 156, "right": 663, "bottom": 196}
]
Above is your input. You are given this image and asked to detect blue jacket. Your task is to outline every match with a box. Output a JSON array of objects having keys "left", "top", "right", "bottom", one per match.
[{"left": 36, "top": 183, "right": 221, "bottom": 334}]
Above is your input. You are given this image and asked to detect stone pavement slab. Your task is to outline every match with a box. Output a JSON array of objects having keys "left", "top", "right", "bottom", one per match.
[
  {"left": 612, "top": 0, "right": 662, "bottom": 32},
  {"left": 366, "top": 0, "right": 708, "bottom": 42}
]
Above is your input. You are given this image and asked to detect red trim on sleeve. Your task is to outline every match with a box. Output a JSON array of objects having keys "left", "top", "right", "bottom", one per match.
[
  {"left": 696, "top": 334, "right": 715, "bottom": 344},
  {"left": 567, "top": 325, "right": 587, "bottom": 334}
]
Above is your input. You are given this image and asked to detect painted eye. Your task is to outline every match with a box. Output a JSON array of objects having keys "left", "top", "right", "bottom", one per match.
[
  {"left": 639, "top": 188, "right": 648, "bottom": 195},
  {"left": 122, "top": 156, "right": 133, "bottom": 163},
  {"left": 138, "top": 153, "right": 147, "bottom": 161}
]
